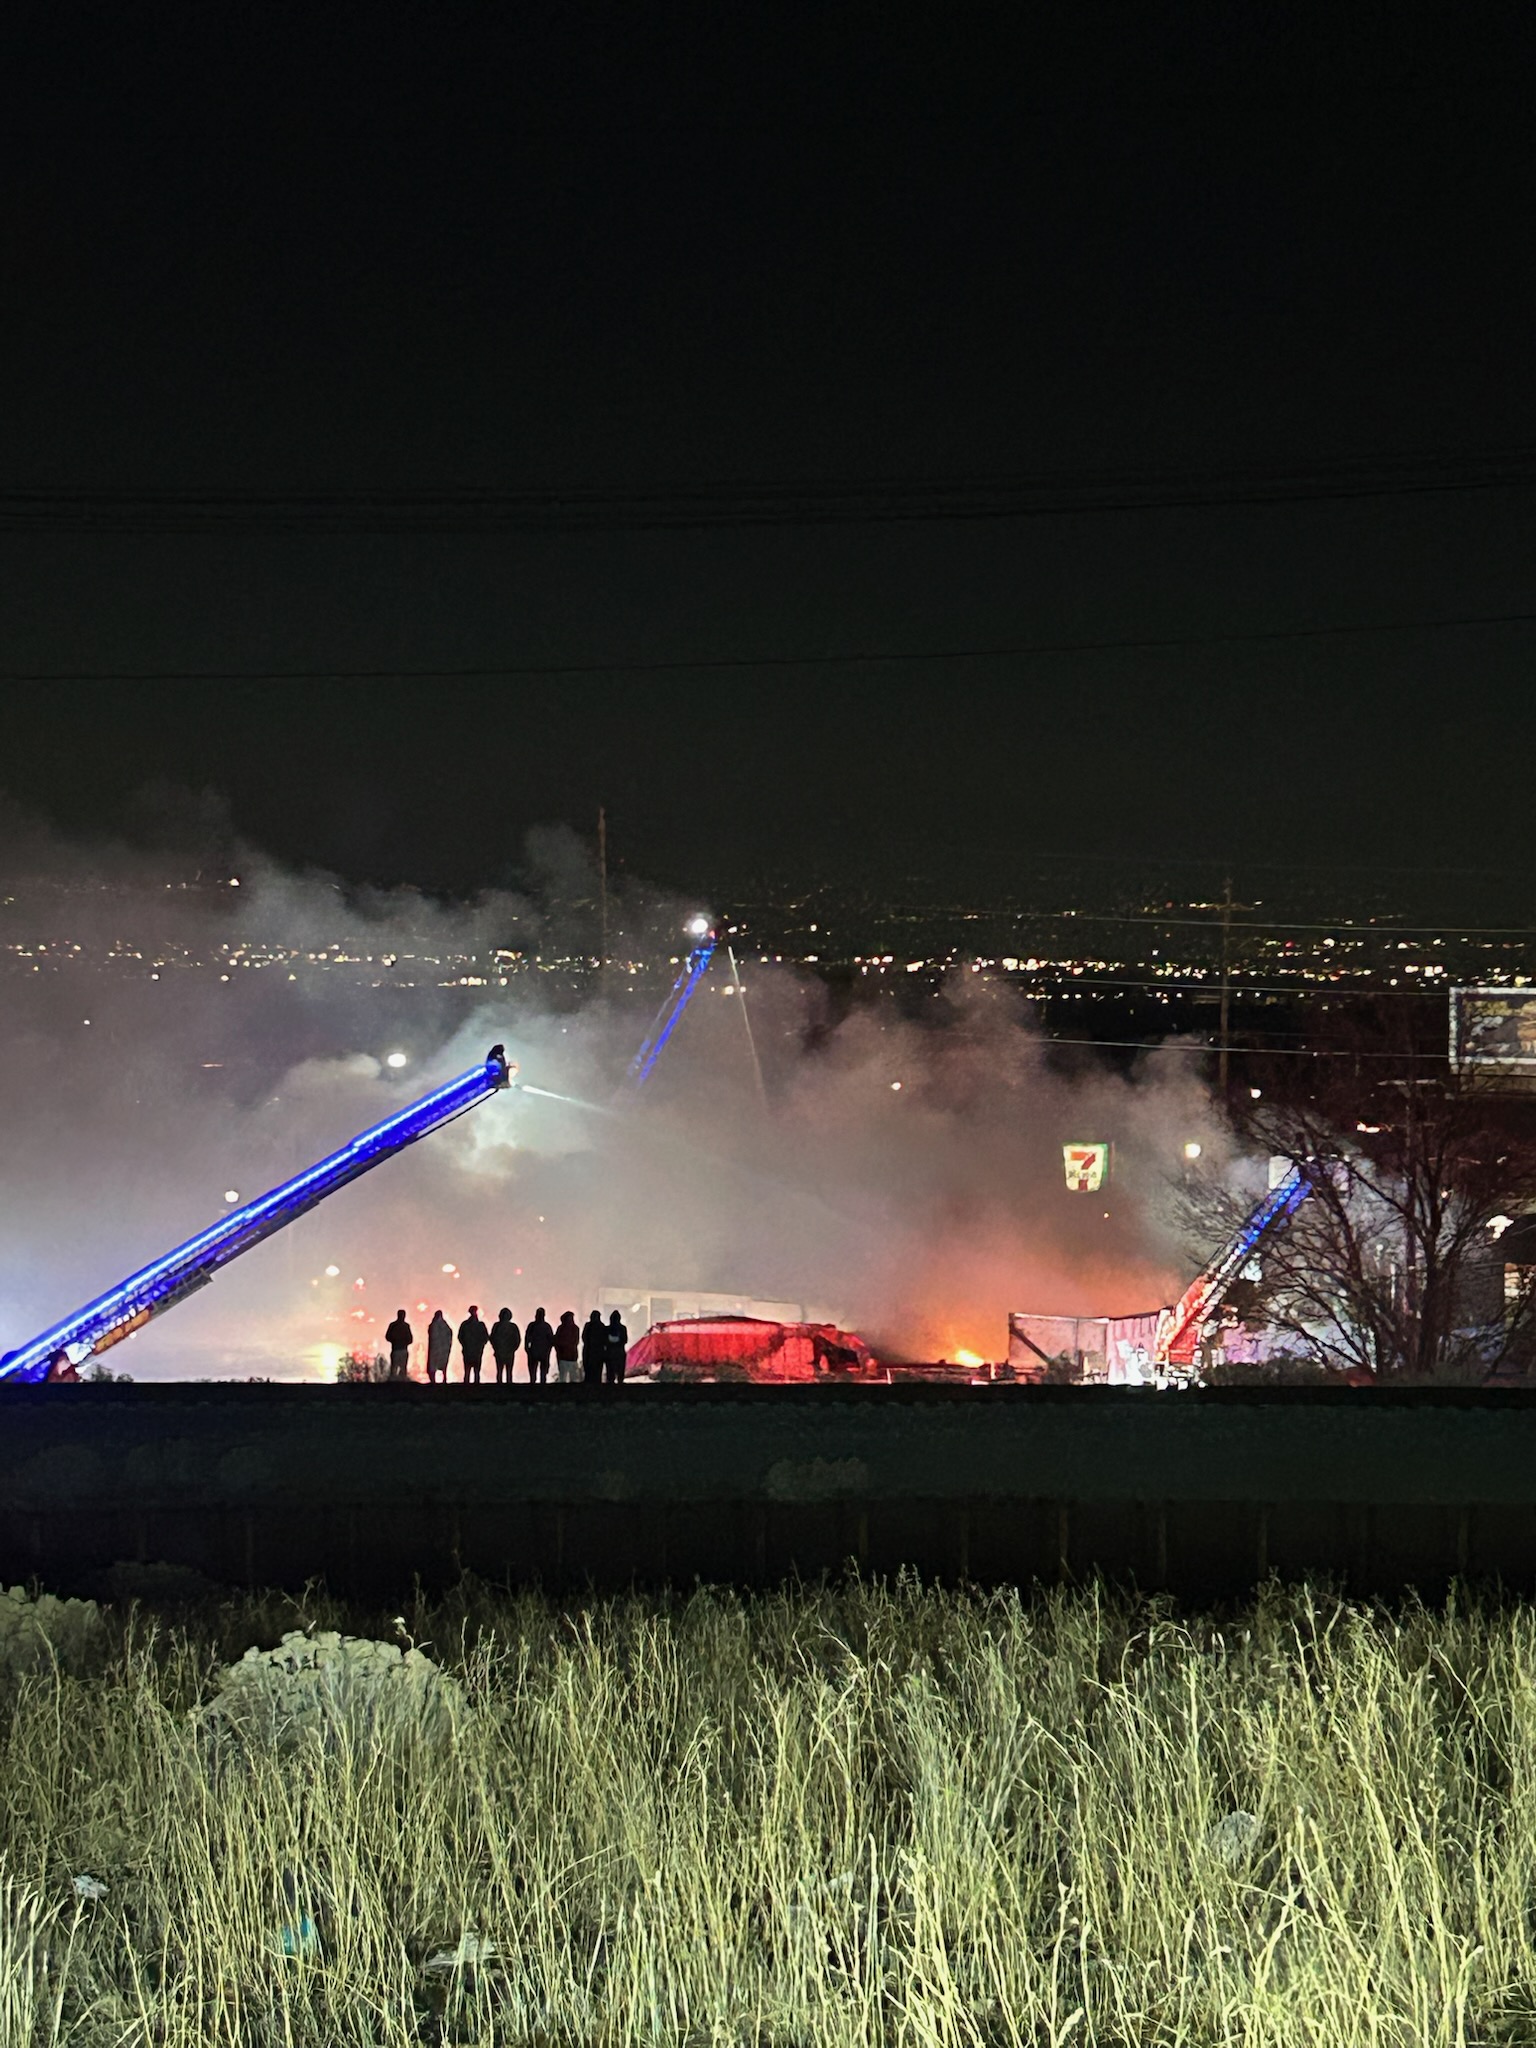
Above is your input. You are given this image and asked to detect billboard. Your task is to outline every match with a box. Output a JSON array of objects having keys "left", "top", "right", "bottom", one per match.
[
  {"left": 1450, "top": 988, "right": 1536, "bottom": 1069},
  {"left": 1062, "top": 1143, "right": 1110, "bottom": 1192}
]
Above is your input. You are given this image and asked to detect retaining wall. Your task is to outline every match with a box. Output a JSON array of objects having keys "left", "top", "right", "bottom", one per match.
[{"left": 3, "top": 1382, "right": 1536, "bottom": 1603}]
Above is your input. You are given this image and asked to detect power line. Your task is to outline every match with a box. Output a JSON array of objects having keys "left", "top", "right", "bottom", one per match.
[
  {"left": 6, "top": 605, "right": 1536, "bottom": 687},
  {"left": 744, "top": 848, "right": 1527, "bottom": 881},
  {"left": 6, "top": 449, "right": 1536, "bottom": 532},
  {"left": 1016, "top": 975, "right": 1456, "bottom": 996},
  {"left": 876, "top": 959, "right": 1474, "bottom": 993},
  {"left": 1018, "top": 910, "right": 1536, "bottom": 937},
  {"left": 1040, "top": 1035, "right": 1448, "bottom": 1060}
]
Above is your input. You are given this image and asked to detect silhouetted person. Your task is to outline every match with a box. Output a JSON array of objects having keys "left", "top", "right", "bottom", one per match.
[
  {"left": 425, "top": 1310, "right": 452, "bottom": 1384},
  {"left": 489, "top": 1307, "right": 521, "bottom": 1384},
  {"left": 458, "top": 1305, "right": 490, "bottom": 1384},
  {"left": 384, "top": 1310, "right": 413, "bottom": 1382},
  {"left": 580, "top": 1309, "right": 606, "bottom": 1384},
  {"left": 524, "top": 1308, "right": 554, "bottom": 1384},
  {"left": 604, "top": 1311, "right": 628, "bottom": 1384},
  {"left": 554, "top": 1310, "right": 580, "bottom": 1383}
]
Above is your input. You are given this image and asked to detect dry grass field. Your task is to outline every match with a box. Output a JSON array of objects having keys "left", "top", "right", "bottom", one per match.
[{"left": 3, "top": 1563, "right": 1536, "bottom": 2046}]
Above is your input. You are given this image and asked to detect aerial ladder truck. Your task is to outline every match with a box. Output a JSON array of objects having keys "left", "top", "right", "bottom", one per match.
[
  {"left": 1, "top": 916, "right": 731, "bottom": 1388},
  {"left": 624, "top": 919, "right": 719, "bottom": 1092},
  {"left": 0, "top": 1047, "right": 514, "bottom": 1385},
  {"left": 1152, "top": 1163, "right": 1313, "bottom": 1372}
]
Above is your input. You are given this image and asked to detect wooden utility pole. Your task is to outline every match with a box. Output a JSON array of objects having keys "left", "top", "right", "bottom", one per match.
[
  {"left": 1218, "top": 874, "right": 1233, "bottom": 1097},
  {"left": 597, "top": 806, "right": 608, "bottom": 971}
]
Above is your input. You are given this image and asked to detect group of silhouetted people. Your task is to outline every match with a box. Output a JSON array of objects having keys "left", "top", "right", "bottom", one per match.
[{"left": 382, "top": 1305, "right": 629, "bottom": 1386}]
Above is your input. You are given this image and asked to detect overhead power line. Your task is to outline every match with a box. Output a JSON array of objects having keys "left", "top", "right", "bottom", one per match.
[
  {"left": 6, "top": 605, "right": 1536, "bottom": 687},
  {"left": 5, "top": 449, "right": 1536, "bottom": 532},
  {"left": 1015, "top": 974, "right": 1461, "bottom": 996},
  {"left": 1042, "top": 1036, "right": 1450, "bottom": 1060},
  {"left": 1016, "top": 910, "right": 1536, "bottom": 937}
]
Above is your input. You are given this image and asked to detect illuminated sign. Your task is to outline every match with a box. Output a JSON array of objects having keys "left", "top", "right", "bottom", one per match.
[
  {"left": 1063, "top": 1143, "right": 1110, "bottom": 1193},
  {"left": 1451, "top": 988, "right": 1536, "bottom": 1068}
]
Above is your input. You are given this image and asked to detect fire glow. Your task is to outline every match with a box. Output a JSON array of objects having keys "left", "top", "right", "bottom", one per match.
[{"left": 0, "top": 811, "right": 1207, "bottom": 1382}]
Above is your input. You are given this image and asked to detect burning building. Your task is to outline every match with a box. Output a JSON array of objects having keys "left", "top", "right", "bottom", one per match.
[{"left": 626, "top": 1315, "right": 879, "bottom": 1382}]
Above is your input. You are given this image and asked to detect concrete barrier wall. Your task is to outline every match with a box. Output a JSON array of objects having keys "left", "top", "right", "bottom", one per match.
[{"left": 3, "top": 1383, "right": 1535, "bottom": 1602}]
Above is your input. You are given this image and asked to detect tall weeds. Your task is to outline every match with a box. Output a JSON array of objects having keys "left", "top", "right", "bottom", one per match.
[{"left": 2, "top": 1567, "right": 1535, "bottom": 2046}]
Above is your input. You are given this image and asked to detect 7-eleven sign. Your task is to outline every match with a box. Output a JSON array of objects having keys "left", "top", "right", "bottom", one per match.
[{"left": 1063, "top": 1143, "right": 1110, "bottom": 1193}]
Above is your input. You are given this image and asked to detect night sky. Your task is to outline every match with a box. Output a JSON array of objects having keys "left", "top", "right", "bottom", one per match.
[{"left": 4, "top": 6, "right": 1535, "bottom": 899}]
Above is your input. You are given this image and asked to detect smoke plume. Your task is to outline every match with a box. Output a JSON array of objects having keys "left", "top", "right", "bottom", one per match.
[{"left": 0, "top": 800, "right": 1232, "bottom": 1377}]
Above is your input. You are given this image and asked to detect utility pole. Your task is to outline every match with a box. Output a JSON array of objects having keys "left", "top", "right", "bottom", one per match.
[
  {"left": 1401, "top": 1072, "right": 1420, "bottom": 1373},
  {"left": 597, "top": 806, "right": 608, "bottom": 972},
  {"left": 1218, "top": 874, "right": 1233, "bottom": 1098}
]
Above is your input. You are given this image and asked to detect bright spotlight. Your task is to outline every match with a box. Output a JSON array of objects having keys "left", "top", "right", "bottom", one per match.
[
  {"left": 1183, "top": 1142, "right": 1203, "bottom": 1161},
  {"left": 441, "top": 1263, "right": 456, "bottom": 1274},
  {"left": 385, "top": 1051, "right": 408, "bottom": 1069},
  {"left": 324, "top": 1264, "right": 340, "bottom": 1278},
  {"left": 687, "top": 914, "right": 712, "bottom": 938},
  {"left": 223, "top": 1189, "right": 240, "bottom": 1204}
]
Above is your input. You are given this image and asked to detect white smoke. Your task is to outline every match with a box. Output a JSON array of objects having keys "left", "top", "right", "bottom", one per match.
[{"left": 0, "top": 800, "right": 1235, "bottom": 1377}]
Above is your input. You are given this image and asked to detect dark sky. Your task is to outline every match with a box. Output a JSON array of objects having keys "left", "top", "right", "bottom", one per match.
[{"left": 4, "top": 4, "right": 1535, "bottom": 899}]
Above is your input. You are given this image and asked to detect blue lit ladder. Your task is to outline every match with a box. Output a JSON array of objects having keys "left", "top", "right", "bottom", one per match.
[{"left": 0, "top": 1046, "right": 511, "bottom": 1384}]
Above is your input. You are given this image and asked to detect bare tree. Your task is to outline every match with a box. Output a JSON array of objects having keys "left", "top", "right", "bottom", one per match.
[{"left": 1182, "top": 999, "right": 1536, "bottom": 1383}]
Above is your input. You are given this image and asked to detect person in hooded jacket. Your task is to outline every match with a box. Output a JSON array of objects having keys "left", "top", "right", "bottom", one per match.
[
  {"left": 553, "top": 1310, "right": 580, "bottom": 1383},
  {"left": 457, "top": 1306, "right": 491, "bottom": 1383},
  {"left": 603, "top": 1310, "right": 629, "bottom": 1384},
  {"left": 384, "top": 1309, "right": 414, "bottom": 1381},
  {"left": 524, "top": 1308, "right": 555, "bottom": 1384},
  {"left": 425, "top": 1310, "right": 453, "bottom": 1383},
  {"left": 488, "top": 1307, "right": 521, "bottom": 1384},
  {"left": 580, "top": 1309, "right": 606, "bottom": 1384}
]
